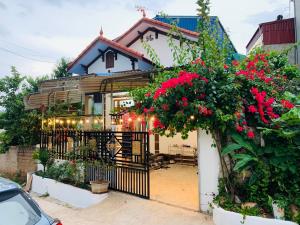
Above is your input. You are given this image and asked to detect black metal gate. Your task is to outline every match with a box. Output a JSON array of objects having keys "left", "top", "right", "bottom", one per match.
[{"left": 40, "top": 130, "right": 150, "bottom": 199}]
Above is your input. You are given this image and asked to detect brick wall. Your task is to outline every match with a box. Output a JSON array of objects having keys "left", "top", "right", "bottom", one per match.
[{"left": 0, "top": 146, "right": 37, "bottom": 177}]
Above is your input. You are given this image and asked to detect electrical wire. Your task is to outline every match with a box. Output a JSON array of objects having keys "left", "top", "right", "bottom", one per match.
[{"left": 0, "top": 46, "right": 56, "bottom": 64}]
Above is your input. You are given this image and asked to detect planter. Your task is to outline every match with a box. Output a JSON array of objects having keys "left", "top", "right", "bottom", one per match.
[
  {"left": 90, "top": 180, "right": 110, "bottom": 194},
  {"left": 213, "top": 204, "right": 298, "bottom": 225},
  {"left": 30, "top": 174, "right": 107, "bottom": 208},
  {"left": 272, "top": 202, "right": 285, "bottom": 220}
]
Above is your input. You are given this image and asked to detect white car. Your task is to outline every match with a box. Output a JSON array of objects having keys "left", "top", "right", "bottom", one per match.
[{"left": 0, "top": 177, "right": 62, "bottom": 225}]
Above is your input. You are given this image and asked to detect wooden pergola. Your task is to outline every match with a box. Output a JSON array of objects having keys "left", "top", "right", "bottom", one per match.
[{"left": 24, "top": 70, "right": 153, "bottom": 110}]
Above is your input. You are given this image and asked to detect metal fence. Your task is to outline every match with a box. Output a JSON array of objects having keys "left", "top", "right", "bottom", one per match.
[{"left": 40, "top": 129, "right": 150, "bottom": 199}]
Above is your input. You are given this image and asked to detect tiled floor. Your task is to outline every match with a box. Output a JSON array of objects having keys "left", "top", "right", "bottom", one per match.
[{"left": 150, "top": 164, "right": 199, "bottom": 210}]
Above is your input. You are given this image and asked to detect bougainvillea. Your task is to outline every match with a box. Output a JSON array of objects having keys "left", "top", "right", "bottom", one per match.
[{"left": 132, "top": 49, "right": 299, "bottom": 140}]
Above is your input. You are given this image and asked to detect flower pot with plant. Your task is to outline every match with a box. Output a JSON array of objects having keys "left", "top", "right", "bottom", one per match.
[
  {"left": 270, "top": 195, "right": 287, "bottom": 220},
  {"left": 87, "top": 158, "right": 111, "bottom": 194}
]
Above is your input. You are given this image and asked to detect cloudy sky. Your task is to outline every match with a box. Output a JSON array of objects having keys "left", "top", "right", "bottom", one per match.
[{"left": 0, "top": 0, "right": 292, "bottom": 77}]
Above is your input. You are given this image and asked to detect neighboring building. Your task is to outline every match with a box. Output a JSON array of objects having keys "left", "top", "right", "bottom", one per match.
[
  {"left": 294, "top": 0, "right": 300, "bottom": 65},
  {"left": 246, "top": 16, "right": 296, "bottom": 63},
  {"left": 25, "top": 15, "right": 236, "bottom": 156}
]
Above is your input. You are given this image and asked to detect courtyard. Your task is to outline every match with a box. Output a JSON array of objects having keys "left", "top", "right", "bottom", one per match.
[{"left": 150, "top": 164, "right": 199, "bottom": 211}]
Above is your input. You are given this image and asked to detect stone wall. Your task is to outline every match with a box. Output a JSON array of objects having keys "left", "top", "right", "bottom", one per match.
[{"left": 0, "top": 146, "right": 37, "bottom": 177}]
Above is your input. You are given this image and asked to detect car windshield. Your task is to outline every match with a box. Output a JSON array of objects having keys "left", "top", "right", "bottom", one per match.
[{"left": 0, "top": 190, "right": 41, "bottom": 225}]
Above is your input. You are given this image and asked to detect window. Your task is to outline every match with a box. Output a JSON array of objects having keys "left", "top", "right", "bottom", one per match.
[
  {"left": 106, "top": 51, "right": 114, "bottom": 69},
  {"left": 0, "top": 190, "right": 41, "bottom": 225}
]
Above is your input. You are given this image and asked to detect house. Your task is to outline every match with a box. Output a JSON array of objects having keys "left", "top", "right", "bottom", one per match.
[
  {"left": 246, "top": 15, "right": 296, "bottom": 63},
  {"left": 25, "top": 15, "right": 237, "bottom": 157}
]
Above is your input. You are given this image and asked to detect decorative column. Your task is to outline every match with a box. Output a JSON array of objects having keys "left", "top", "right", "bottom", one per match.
[{"left": 197, "top": 129, "right": 221, "bottom": 212}]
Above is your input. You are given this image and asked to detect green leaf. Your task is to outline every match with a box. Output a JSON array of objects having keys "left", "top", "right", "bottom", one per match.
[
  {"left": 232, "top": 153, "right": 255, "bottom": 160},
  {"left": 221, "top": 143, "right": 242, "bottom": 155},
  {"left": 231, "top": 133, "right": 255, "bottom": 153},
  {"left": 233, "top": 158, "right": 254, "bottom": 172}
]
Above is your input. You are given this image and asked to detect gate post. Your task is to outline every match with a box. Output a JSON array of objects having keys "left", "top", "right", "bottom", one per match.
[{"left": 197, "top": 129, "right": 221, "bottom": 212}]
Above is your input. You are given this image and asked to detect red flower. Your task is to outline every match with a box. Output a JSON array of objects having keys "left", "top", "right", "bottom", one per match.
[
  {"left": 232, "top": 60, "right": 239, "bottom": 66},
  {"left": 191, "top": 58, "right": 205, "bottom": 66},
  {"left": 144, "top": 92, "right": 151, "bottom": 97},
  {"left": 182, "top": 97, "right": 188, "bottom": 102},
  {"left": 161, "top": 104, "right": 169, "bottom": 111},
  {"left": 224, "top": 64, "right": 229, "bottom": 69},
  {"left": 281, "top": 99, "right": 295, "bottom": 109},
  {"left": 248, "top": 105, "right": 257, "bottom": 113},
  {"left": 198, "top": 93, "right": 206, "bottom": 99},
  {"left": 143, "top": 108, "right": 148, "bottom": 113},
  {"left": 153, "top": 119, "right": 165, "bottom": 129},
  {"left": 250, "top": 87, "right": 259, "bottom": 96},
  {"left": 201, "top": 77, "right": 209, "bottom": 83},
  {"left": 247, "top": 131, "right": 255, "bottom": 139},
  {"left": 136, "top": 102, "right": 141, "bottom": 109},
  {"left": 236, "top": 124, "right": 244, "bottom": 132},
  {"left": 149, "top": 106, "right": 155, "bottom": 112},
  {"left": 153, "top": 71, "right": 200, "bottom": 99}
]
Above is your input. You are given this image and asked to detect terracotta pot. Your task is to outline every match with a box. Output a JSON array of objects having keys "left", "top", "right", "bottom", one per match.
[{"left": 90, "top": 180, "right": 110, "bottom": 194}]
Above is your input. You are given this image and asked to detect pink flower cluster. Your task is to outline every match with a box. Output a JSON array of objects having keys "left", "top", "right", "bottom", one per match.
[
  {"left": 250, "top": 87, "right": 279, "bottom": 124},
  {"left": 153, "top": 71, "right": 207, "bottom": 100}
]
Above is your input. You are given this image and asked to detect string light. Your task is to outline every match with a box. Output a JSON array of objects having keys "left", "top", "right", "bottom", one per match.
[
  {"left": 67, "top": 119, "right": 71, "bottom": 124},
  {"left": 94, "top": 119, "right": 98, "bottom": 124},
  {"left": 151, "top": 116, "right": 155, "bottom": 121},
  {"left": 128, "top": 118, "right": 132, "bottom": 122},
  {"left": 79, "top": 120, "right": 83, "bottom": 124},
  {"left": 55, "top": 119, "right": 59, "bottom": 123},
  {"left": 137, "top": 117, "right": 141, "bottom": 122},
  {"left": 72, "top": 120, "right": 76, "bottom": 125},
  {"left": 85, "top": 119, "right": 90, "bottom": 124},
  {"left": 190, "top": 115, "right": 195, "bottom": 120},
  {"left": 120, "top": 119, "right": 123, "bottom": 123},
  {"left": 100, "top": 119, "right": 104, "bottom": 123},
  {"left": 59, "top": 120, "right": 63, "bottom": 125}
]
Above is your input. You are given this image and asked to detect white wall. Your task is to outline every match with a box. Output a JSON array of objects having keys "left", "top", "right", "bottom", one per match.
[
  {"left": 247, "top": 34, "right": 263, "bottom": 54},
  {"left": 156, "top": 132, "right": 197, "bottom": 155},
  {"left": 129, "top": 30, "right": 181, "bottom": 67},
  {"left": 88, "top": 51, "right": 136, "bottom": 74},
  {"left": 197, "top": 129, "right": 221, "bottom": 212}
]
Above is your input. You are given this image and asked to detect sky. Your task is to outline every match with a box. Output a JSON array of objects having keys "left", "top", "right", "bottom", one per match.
[{"left": 0, "top": 0, "right": 292, "bottom": 77}]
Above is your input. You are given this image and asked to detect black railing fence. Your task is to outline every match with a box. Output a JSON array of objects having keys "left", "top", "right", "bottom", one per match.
[{"left": 40, "top": 129, "right": 150, "bottom": 199}]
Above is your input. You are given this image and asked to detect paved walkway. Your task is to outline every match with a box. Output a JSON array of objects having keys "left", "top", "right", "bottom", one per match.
[
  {"left": 33, "top": 192, "right": 213, "bottom": 225},
  {"left": 151, "top": 164, "right": 199, "bottom": 210}
]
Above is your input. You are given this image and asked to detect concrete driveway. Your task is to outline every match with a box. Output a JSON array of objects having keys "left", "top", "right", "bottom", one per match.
[{"left": 33, "top": 192, "right": 213, "bottom": 225}]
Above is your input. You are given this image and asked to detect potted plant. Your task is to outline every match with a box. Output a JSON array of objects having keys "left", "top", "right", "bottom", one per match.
[
  {"left": 271, "top": 195, "right": 287, "bottom": 220},
  {"left": 88, "top": 158, "right": 111, "bottom": 194}
]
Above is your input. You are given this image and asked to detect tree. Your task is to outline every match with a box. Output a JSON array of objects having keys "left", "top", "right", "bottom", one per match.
[
  {"left": 0, "top": 67, "right": 44, "bottom": 152},
  {"left": 52, "top": 58, "right": 71, "bottom": 79}
]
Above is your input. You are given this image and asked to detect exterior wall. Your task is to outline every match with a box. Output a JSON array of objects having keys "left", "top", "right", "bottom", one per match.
[
  {"left": 263, "top": 43, "right": 296, "bottom": 64},
  {"left": 153, "top": 132, "right": 197, "bottom": 154},
  {"left": 88, "top": 52, "right": 135, "bottom": 74},
  {"left": 197, "top": 129, "right": 221, "bottom": 212},
  {"left": 295, "top": 0, "right": 300, "bottom": 66},
  {"left": 0, "top": 146, "right": 37, "bottom": 177},
  {"left": 129, "top": 30, "right": 181, "bottom": 67},
  {"left": 247, "top": 34, "right": 263, "bottom": 54}
]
